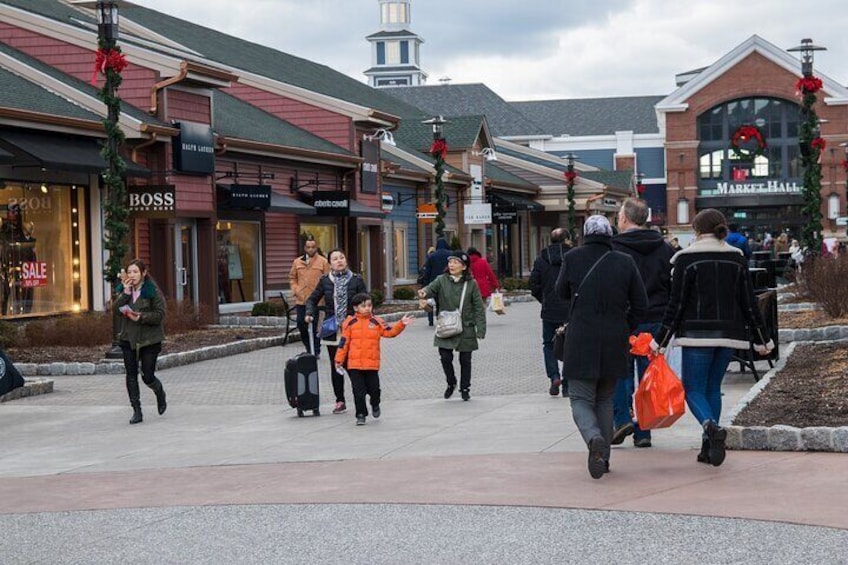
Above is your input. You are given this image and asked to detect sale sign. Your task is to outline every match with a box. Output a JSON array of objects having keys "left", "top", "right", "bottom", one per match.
[{"left": 21, "top": 261, "right": 48, "bottom": 288}]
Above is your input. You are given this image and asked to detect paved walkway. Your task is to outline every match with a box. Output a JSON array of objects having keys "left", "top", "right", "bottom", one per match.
[{"left": 1, "top": 302, "right": 846, "bottom": 564}]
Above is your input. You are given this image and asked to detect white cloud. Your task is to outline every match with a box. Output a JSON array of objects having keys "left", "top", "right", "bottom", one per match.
[{"left": 130, "top": 0, "right": 848, "bottom": 100}]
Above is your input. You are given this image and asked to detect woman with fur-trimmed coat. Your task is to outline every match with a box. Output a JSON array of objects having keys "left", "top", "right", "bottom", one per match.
[{"left": 418, "top": 251, "right": 486, "bottom": 401}]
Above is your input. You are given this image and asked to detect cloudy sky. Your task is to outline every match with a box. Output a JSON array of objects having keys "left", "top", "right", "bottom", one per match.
[{"left": 131, "top": 0, "right": 848, "bottom": 101}]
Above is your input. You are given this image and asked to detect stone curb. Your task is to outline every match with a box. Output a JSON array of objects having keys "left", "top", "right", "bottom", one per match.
[
  {"left": 727, "top": 338, "right": 848, "bottom": 453},
  {"left": 15, "top": 294, "right": 536, "bottom": 377},
  {"left": 777, "top": 302, "right": 819, "bottom": 311},
  {"left": 0, "top": 378, "right": 54, "bottom": 402},
  {"left": 778, "top": 325, "right": 848, "bottom": 343}
]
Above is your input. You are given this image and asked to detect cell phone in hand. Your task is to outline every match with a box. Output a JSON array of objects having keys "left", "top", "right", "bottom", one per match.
[{"left": 119, "top": 305, "right": 132, "bottom": 314}]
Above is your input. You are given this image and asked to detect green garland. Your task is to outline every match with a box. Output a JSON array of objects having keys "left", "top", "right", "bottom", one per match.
[
  {"left": 798, "top": 79, "right": 824, "bottom": 256},
  {"left": 96, "top": 36, "right": 130, "bottom": 285},
  {"left": 564, "top": 169, "right": 577, "bottom": 240},
  {"left": 430, "top": 139, "right": 447, "bottom": 239}
]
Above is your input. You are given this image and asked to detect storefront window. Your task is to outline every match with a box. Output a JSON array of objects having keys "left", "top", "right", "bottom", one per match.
[
  {"left": 393, "top": 223, "right": 408, "bottom": 279},
  {"left": 216, "top": 221, "right": 261, "bottom": 304},
  {"left": 0, "top": 183, "right": 87, "bottom": 317},
  {"left": 299, "top": 223, "right": 337, "bottom": 258}
]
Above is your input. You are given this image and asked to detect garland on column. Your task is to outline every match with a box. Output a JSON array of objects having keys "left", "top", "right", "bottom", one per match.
[
  {"left": 95, "top": 40, "right": 130, "bottom": 284},
  {"left": 796, "top": 75, "right": 825, "bottom": 255},
  {"left": 564, "top": 168, "right": 578, "bottom": 239},
  {"left": 430, "top": 138, "right": 448, "bottom": 239}
]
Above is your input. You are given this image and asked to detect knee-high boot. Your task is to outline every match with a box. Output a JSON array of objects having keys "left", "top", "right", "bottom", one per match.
[
  {"left": 152, "top": 379, "right": 167, "bottom": 415},
  {"left": 127, "top": 375, "right": 143, "bottom": 424}
]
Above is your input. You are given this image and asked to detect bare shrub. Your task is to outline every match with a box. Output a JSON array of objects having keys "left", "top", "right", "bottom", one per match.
[
  {"left": 803, "top": 254, "right": 848, "bottom": 318},
  {"left": 24, "top": 312, "right": 113, "bottom": 347},
  {"left": 164, "top": 300, "right": 212, "bottom": 334}
]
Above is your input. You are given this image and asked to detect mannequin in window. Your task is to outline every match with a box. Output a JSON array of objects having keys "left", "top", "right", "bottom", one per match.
[
  {"left": 0, "top": 204, "right": 24, "bottom": 315},
  {"left": 19, "top": 220, "right": 36, "bottom": 313}
]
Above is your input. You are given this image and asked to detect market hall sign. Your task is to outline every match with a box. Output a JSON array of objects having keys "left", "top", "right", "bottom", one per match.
[
  {"left": 715, "top": 181, "right": 802, "bottom": 195},
  {"left": 313, "top": 190, "right": 350, "bottom": 216},
  {"left": 173, "top": 121, "right": 215, "bottom": 175},
  {"left": 128, "top": 185, "right": 176, "bottom": 218}
]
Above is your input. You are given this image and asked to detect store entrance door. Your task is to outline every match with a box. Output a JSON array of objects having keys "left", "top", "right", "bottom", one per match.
[{"left": 175, "top": 220, "right": 197, "bottom": 304}]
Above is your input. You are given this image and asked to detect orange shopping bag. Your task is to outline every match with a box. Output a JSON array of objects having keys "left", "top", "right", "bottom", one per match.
[{"left": 633, "top": 353, "right": 686, "bottom": 430}]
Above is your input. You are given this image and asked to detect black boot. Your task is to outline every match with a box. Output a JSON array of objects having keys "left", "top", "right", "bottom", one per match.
[
  {"left": 129, "top": 403, "right": 143, "bottom": 425},
  {"left": 697, "top": 438, "right": 711, "bottom": 464},
  {"left": 154, "top": 383, "right": 167, "bottom": 415}
]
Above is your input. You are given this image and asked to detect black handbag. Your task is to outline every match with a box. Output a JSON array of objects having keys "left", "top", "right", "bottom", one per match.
[{"left": 552, "top": 252, "right": 611, "bottom": 361}]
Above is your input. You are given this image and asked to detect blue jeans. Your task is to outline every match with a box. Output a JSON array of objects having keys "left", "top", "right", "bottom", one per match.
[
  {"left": 681, "top": 346, "right": 734, "bottom": 432},
  {"left": 613, "top": 323, "right": 659, "bottom": 441},
  {"left": 541, "top": 320, "right": 562, "bottom": 381}
]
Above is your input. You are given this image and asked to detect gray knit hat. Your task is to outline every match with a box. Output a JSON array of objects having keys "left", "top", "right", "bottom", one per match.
[{"left": 584, "top": 215, "right": 613, "bottom": 236}]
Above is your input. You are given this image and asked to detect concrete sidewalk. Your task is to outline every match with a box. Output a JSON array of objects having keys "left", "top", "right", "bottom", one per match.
[{"left": 1, "top": 301, "right": 846, "bottom": 564}]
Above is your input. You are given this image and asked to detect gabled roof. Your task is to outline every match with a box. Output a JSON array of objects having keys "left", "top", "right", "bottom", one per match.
[
  {"left": 117, "top": 4, "right": 426, "bottom": 120},
  {"left": 511, "top": 96, "right": 665, "bottom": 136},
  {"left": 657, "top": 35, "right": 848, "bottom": 111},
  {"left": 0, "top": 65, "right": 99, "bottom": 122},
  {"left": 212, "top": 91, "right": 357, "bottom": 161},
  {"left": 394, "top": 114, "right": 490, "bottom": 153},
  {"left": 484, "top": 163, "right": 537, "bottom": 190},
  {"left": 385, "top": 83, "right": 548, "bottom": 137}
]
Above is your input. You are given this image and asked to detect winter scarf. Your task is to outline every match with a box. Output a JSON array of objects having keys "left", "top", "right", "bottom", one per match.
[{"left": 329, "top": 268, "right": 353, "bottom": 327}]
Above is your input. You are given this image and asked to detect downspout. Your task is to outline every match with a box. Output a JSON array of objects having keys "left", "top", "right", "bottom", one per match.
[
  {"left": 585, "top": 193, "right": 605, "bottom": 212},
  {"left": 130, "top": 132, "right": 158, "bottom": 165},
  {"left": 149, "top": 61, "right": 189, "bottom": 115}
]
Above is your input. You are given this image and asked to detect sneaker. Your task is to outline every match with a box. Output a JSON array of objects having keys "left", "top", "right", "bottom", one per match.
[
  {"left": 444, "top": 384, "right": 456, "bottom": 399},
  {"left": 633, "top": 437, "right": 652, "bottom": 448},
  {"left": 333, "top": 401, "right": 347, "bottom": 414},
  {"left": 549, "top": 377, "right": 561, "bottom": 397},
  {"left": 587, "top": 436, "right": 608, "bottom": 479},
  {"left": 611, "top": 422, "right": 634, "bottom": 445},
  {"left": 356, "top": 416, "right": 366, "bottom": 426},
  {"left": 705, "top": 421, "right": 727, "bottom": 467},
  {"left": 372, "top": 406, "right": 381, "bottom": 419},
  {"left": 461, "top": 389, "right": 470, "bottom": 401}
]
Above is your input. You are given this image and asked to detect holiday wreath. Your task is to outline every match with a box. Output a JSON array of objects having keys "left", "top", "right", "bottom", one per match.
[{"left": 730, "top": 124, "right": 767, "bottom": 159}]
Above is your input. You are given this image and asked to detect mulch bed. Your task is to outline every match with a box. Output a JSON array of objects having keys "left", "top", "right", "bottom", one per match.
[
  {"left": 733, "top": 343, "right": 848, "bottom": 428},
  {"left": 779, "top": 310, "right": 848, "bottom": 328}
]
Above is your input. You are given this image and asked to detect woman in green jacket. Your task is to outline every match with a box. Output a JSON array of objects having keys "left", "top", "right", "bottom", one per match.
[
  {"left": 114, "top": 259, "right": 167, "bottom": 425},
  {"left": 418, "top": 251, "right": 486, "bottom": 401}
]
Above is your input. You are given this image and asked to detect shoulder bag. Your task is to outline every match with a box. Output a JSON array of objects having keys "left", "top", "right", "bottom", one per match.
[
  {"left": 553, "top": 252, "right": 611, "bottom": 360},
  {"left": 435, "top": 280, "right": 469, "bottom": 338}
]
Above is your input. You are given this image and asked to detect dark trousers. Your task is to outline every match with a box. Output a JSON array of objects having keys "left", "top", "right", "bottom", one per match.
[
  {"left": 541, "top": 319, "right": 563, "bottom": 381},
  {"left": 349, "top": 369, "right": 381, "bottom": 418},
  {"left": 121, "top": 341, "right": 163, "bottom": 407},
  {"left": 439, "top": 348, "right": 472, "bottom": 391},
  {"left": 325, "top": 344, "right": 345, "bottom": 403},
  {"left": 613, "top": 322, "right": 661, "bottom": 441},
  {"left": 295, "top": 305, "right": 320, "bottom": 354},
  {"left": 569, "top": 376, "right": 617, "bottom": 460}
]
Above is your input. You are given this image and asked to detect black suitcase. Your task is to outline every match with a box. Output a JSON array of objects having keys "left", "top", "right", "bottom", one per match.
[{"left": 284, "top": 351, "right": 320, "bottom": 417}]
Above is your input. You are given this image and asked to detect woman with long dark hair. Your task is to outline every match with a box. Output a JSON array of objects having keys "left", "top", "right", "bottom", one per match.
[
  {"left": 652, "top": 209, "right": 773, "bottom": 466},
  {"left": 305, "top": 248, "right": 367, "bottom": 414},
  {"left": 114, "top": 259, "right": 167, "bottom": 425}
]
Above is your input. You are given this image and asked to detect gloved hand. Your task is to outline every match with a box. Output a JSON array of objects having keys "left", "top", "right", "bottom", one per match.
[
  {"left": 754, "top": 340, "right": 775, "bottom": 355},
  {"left": 649, "top": 339, "right": 665, "bottom": 355}
]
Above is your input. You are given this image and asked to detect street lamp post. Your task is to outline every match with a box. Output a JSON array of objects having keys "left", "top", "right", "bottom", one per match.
[
  {"left": 94, "top": 0, "right": 130, "bottom": 358},
  {"left": 788, "top": 38, "right": 827, "bottom": 256},
  {"left": 563, "top": 153, "right": 579, "bottom": 239},
  {"left": 423, "top": 115, "right": 448, "bottom": 239}
]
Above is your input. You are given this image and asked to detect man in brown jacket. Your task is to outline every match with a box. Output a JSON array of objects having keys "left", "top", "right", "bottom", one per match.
[{"left": 289, "top": 237, "right": 330, "bottom": 354}]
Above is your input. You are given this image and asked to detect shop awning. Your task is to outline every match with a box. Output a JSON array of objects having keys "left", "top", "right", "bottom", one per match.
[
  {"left": 0, "top": 145, "right": 14, "bottom": 163},
  {"left": 0, "top": 129, "right": 150, "bottom": 177},
  {"left": 268, "top": 191, "right": 316, "bottom": 215},
  {"left": 490, "top": 192, "right": 545, "bottom": 212},
  {"left": 349, "top": 199, "right": 384, "bottom": 218}
]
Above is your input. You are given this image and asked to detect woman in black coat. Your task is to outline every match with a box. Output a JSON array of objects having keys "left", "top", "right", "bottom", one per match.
[
  {"left": 305, "top": 248, "right": 367, "bottom": 414},
  {"left": 555, "top": 216, "right": 648, "bottom": 479}
]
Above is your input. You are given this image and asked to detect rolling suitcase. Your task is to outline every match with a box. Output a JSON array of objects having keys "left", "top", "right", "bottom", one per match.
[{"left": 284, "top": 337, "right": 320, "bottom": 417}]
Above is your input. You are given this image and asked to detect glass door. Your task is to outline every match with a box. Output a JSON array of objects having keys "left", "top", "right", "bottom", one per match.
[
  {"left": 175, "top": 220, "right": 197, "bottom": 303},
  {"left": 358, "top": 226, "right": 371, "bottom": 287}
]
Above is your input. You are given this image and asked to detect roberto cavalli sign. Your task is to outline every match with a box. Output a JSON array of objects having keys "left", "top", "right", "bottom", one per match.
[
  {"left": 313, "top": 190, "right": 350, "bottom": 216},
  {"left": 173, "top": 121, "right": 215, "bottom": 174}
]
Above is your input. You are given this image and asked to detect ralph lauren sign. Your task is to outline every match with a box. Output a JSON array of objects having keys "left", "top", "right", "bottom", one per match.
[
  {"left": 313, "top": 190, "right": 350, "bottom": 216},
  {"left": 229, "top": 185, "right": 271, "bottom": 210},
  {"left": 173, "top": 121, "right": 215, "bottom": 175}
]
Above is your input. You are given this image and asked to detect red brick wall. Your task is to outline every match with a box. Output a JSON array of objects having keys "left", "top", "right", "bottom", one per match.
[
  {"left": 0, "top": 22, "right": 157, "bottom": 113},
  {"left": 226, "top": 84, "right": 352, "bottom": 149}
]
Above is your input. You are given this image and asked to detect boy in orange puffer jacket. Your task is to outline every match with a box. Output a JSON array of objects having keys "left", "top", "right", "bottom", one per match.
[{"left": 335, "top": 292, "right": 415, "bottom": 425}]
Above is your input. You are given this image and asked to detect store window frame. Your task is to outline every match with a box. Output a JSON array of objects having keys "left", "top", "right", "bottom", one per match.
[
  {"left": 696, "top": 96, "right": 801, "bottom": 193},
  {"left": 216, "top": 219, "right": 263, "bottom": 311},
  {"left": 392, "top": 221, "right": 409, "bottom": 281}
]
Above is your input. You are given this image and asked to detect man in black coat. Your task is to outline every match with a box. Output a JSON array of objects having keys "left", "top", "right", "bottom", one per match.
[
  {"left": 611, "top": 198, "right": 676, "bottom": 449},
  {"left": 529, "top": 228, "right": 572, "bottom": 397},
  {"left": 419, "top": 238, "right": 453, "bottom": 325},
  {"left": 555, "top": 215, "right": 647, "bottom": 479}
]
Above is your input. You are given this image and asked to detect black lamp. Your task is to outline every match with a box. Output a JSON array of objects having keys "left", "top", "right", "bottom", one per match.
[
  {"left": 422, "top": 115, "right": 447, "bottom": 140},
  {"left": 788, "top": 38, "right": 826, "bottom": 78},
  {"left": 95, "top": 1, "right": 119, "bottom": 43}
]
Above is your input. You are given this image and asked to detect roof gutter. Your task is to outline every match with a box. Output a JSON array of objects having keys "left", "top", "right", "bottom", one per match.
[{"left": 150, "top": 61, "right": 189, "bottom": 115}]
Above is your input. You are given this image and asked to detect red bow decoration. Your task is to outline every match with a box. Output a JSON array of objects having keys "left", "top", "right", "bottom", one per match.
[
  {"left": 796, "top": 76, "right": 823, "bottom": 95},
  {"left": 564, "top": 170, "right": 578, "bottom": 183},
  {"left": 637, "top": 182, "right": 646, "bottom": 194},
  {"left": 91, "top": 48, "right": 128, "bottom": 84},
  {"left": 429, "top": 139, "right": 447, "bottom": 160},
  {"left": 811, "top": 137, "right": 827, "bottom": 151}
]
